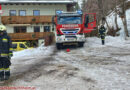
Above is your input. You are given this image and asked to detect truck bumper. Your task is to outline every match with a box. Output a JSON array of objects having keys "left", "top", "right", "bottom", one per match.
[{"left": 56, "top": 34, "right": 86, "bottom": 43}]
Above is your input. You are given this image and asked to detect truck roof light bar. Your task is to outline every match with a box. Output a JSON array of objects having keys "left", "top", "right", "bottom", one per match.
[
  {"left": 76, "top": 10, "right": 82, "bottom": 15},
  {"left": 56, "top": 10, "right": 83, "bottom": 15},
  {"left": 56, "top": 10, "right": 63, "bottom": 15}
]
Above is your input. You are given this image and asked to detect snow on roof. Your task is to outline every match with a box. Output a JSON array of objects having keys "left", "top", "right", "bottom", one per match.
[{"left": 0, "top": 0, "right": 76, "bottom": 4}]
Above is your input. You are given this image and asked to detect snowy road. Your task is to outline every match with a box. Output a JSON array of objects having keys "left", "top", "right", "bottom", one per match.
[{"left": 0, "top": 36, "right": 130, "bottom": 90}]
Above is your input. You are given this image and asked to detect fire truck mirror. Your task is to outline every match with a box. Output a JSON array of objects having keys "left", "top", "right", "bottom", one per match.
[{"left": 84, "top": 15, "right": 89, "bottom": 28}]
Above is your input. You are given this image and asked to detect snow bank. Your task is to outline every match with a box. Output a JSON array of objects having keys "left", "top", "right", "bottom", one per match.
[
  {"left": 13, "top": 45, "right": 53, "bottom": 58},
  {"left": 11, "top": 45, "right": 54, "bottom": 71},
  {"left": 85, "top": 36, "right": 130, "bottom": 48}
]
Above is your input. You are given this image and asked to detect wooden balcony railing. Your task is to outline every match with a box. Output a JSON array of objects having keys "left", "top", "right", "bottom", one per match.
[
  {"left": 8, "top": 32, "right": 54, "bottom": 40},
  {"left": 2, "top": 16, "right": 53, "bottom": 24}
]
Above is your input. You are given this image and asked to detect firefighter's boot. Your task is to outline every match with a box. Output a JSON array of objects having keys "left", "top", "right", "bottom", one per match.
[
  {"left": 4, "top": 68, "right": 10, "bottom": 80},
  {"left": 0, "top": 70, "right": 4, "bottom": 81},
  {"left": 102, "top": 40, "right": 105, "bottom": 45}
]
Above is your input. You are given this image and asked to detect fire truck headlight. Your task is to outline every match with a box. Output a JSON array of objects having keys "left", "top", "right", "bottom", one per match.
[
  {"left": 57, "top": 38, "right": 61, "bottom": 41},
  {"left": 78, "top": 36, "right": 85, "bottom": 41},
  {"left": 57, "top": 37, "right": 62, "bottom": 41},
  {"left": 79, "top": 37, "right": 83, "bottom": 40}
]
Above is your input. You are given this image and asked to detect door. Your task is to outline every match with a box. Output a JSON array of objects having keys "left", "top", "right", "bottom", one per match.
[
  {"left": 12, "top": 43, "right": 17, "bottom": 51},
  {"left": 83, "top": 13, "right": 96, "bottom": 33}
]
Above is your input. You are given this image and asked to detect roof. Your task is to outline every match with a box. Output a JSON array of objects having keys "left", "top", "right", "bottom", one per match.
[{"left": 0, "top": 0, "right": 76, "bottom": 4}]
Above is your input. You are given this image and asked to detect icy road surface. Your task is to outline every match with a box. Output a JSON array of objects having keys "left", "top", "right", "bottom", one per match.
[{"left": 1, "top": 36, "right": 130, "bottom": 90}]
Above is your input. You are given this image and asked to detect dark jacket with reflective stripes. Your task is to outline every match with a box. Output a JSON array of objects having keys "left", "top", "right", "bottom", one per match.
[
  {"left": 99, "top": 27, "right": 106, "bottom": 36},
  {"left": 0, "top": 32, "right": 13, "bottom": 58}
]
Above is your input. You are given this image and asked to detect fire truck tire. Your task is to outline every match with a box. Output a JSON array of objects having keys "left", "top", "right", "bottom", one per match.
[
  {"left": 78, "top": 42, "right": 84, "bottom": 47},
  {"left": 56, "top": 43, "right": 62, "bottom": 50}
]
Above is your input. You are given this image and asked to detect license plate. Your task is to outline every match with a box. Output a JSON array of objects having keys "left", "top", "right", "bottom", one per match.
[{"left": 67, "top": 38, "right": 76, "bottom": 41}]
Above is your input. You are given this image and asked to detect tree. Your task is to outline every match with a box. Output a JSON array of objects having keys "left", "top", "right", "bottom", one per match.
[
  {"left": 82, "top": 0, "right": 129, "bottom": 37},
  {"left": 119, "top": 0, "right": 129, "bottom": 39}
]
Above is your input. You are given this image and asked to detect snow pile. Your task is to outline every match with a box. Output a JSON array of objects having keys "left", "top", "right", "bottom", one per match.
[
  {"left": 11, "top": 45, "right": 55, "bottom": 75},
  {"left": 85, "top": 36, "right": 127, "bottom": 48},
  {"left": 12, "top": 45, "right": 53, "bottom": 58},
  {"left": 11, "top": 44, "right": 54, "bottom": 65}
]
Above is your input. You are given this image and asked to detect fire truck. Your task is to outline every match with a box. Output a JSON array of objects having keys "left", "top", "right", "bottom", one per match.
[{"left": 52, "top": 10, "right": 96, "bottom": 49}]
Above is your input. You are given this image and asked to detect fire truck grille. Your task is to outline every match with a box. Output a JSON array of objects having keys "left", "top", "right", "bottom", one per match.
[{"left": 61, "top": 29, "right": 80, "bottom": 35}]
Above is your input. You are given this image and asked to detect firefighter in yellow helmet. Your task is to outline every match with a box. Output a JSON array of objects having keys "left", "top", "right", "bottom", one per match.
[{"left": 0, "top": 25, "right": 13, "bottom": 81}]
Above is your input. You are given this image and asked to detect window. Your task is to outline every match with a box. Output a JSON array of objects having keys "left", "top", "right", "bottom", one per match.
[
  {"left": 10, "top": 10, "right": 16, "bottom": 16},
  {"left": 88, "top": 14, "right": 95, "bottom": 23},
  {"left": 33, "top": 10, "right": 40, "bottom": 16},
  {"left": 58, "top": 16, "right": 82, "bottom": 24},
  {"left": 34, "top": 26, "right": 40, "bottom": 32},
  {"left": 44, "top": 26, "right": 50, "bottom": 32},
  {"left": 19, "top": 10, "right": 26, "bottom": 16},
  {"left": 20, "top": 44, "right": 27, "bottom": 49},
  {"left": 12, "top": 44, "right": 17, "bottom": 49},
  {"left": 14, "top": 26, "right": 27, "bottom": 33}
]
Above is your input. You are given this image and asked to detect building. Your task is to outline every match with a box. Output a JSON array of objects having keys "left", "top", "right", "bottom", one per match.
[{"left": 0, "top": 0, "right": 76, "bottom": 46}]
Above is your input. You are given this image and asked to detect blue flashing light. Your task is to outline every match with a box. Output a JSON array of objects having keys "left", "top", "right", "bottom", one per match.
[
  {"left": 73, "top": 31, "right": 76, "bottom": 33},
  {"left": 56, "top": 10, "right": 62, "bottom": 15},
  {"left": 77, "top": 10, "right": 82, "bottom": 15}
]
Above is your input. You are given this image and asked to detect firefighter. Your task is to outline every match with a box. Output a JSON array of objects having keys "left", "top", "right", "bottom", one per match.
[
  {"left": 0, "top": 25, "right": 13, "bottom": 81},
  {"left": 99, "top": 25, "right": 106, "bottom": 45}
]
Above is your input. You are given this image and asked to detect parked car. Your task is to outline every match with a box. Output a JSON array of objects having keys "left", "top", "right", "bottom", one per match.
[{"left": 12, "top": 42, "right": 32, "bottom": 51}]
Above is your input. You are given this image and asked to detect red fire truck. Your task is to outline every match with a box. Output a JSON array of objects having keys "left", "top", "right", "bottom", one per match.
[{"left": 52, "top": 10, "right": 96, "bottom": 49}]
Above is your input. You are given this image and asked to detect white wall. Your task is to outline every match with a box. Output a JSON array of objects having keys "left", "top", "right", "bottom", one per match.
[
  {"left": 2, "top": 4, "right": 66, "bottom": 33},
  {"left": 6, "top": 25, "right": 14, "bottom": 33},
  {"left": 2, "top": 4, "right": 67, "bottom": 16}
]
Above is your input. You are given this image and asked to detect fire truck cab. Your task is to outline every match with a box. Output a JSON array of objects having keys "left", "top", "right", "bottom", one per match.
[{"left": 52, "top": 10, "right": 96, "bottom": 49}]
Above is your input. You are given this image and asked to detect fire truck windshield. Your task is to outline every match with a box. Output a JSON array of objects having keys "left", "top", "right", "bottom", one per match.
[{"left": 58, "top": 16, "right": 82, "bottom": 24}]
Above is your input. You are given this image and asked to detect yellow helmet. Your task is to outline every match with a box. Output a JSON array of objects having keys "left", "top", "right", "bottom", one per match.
[{"left": 0, "top": 25, "right": 6, "bottom": 31}]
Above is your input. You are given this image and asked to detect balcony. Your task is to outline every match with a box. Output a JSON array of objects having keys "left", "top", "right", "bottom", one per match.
[
  {"left": 8, "top": 32, "right": 54, "bottom": 40},
  {"left": 2, "top": 16, "right": 53, "bottom": 24}
]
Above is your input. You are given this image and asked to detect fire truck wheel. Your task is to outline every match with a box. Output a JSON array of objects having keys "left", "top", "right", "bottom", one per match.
[
  {"left": 56, "top": 43, "right": 62, "bottom": 50},
  {"left": 78, "top": 42, "right": 84, "bottom": 47}
]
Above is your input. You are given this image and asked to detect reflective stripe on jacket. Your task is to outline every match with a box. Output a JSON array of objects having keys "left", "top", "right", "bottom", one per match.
[
  {"left": 0, "top": 32, "right": 13, "bottom": 58},
  {"left": 99, "top": 27, "right": 106, "bottom": 36}
]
